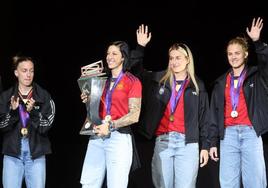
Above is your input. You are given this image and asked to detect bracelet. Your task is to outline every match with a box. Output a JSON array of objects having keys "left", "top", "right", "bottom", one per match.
[{"left": 108, "top": 121, "right": 117, "bottom": 132}]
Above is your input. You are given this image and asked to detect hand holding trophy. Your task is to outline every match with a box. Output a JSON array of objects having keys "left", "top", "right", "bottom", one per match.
[{"left": 78, "top": 60, "right": 107, "bottom": 135}]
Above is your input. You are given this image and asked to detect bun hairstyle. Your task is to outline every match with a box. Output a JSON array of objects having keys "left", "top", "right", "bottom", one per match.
[{"left": 12, "top": 55, "right": 34, "bottom": 70}]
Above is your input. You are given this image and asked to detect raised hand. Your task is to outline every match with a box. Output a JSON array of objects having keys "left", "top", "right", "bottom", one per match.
[
  {"left": 136, "top": 24, "right": 152, "bottom": 47},
  {"left": 246, "top": 17, "right": 263, "bottom": 42}
]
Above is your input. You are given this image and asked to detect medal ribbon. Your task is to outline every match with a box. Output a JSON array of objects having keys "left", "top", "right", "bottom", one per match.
[
  {"left": 105, "top": 71, "right": 124, "bottom": 115},
  {"left": 169, "top": 76, "right": 188, "bottom": 115},
  {"left": 19, "top": 104, "right": 29, "bottom": 128},
  {"left": 230, "top": 68, "right": 246, "bottom": 111},
  {"left": 18, "top": 88, "right": 33, "bottom": 129}
]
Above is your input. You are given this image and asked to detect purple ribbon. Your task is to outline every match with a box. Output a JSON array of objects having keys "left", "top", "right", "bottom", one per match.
[
  {"left": 19, "top": 104, "right": 29, "bottom": 128},
  {"left": 169, "top": 76, "right": 188, "bottom": 115},
  {"left": 105, "top": 71, "right": 124, "bottom": 115},
  {"left": 230, "top": 69, "right": 247, "bottom": 111}
]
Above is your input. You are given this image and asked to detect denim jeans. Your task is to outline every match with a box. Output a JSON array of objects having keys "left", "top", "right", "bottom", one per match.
[
  {"left": 80, "top": 131, "right": 132, "bottom": 188},
  {"left": 220, "top": 125, "right": 267, "bottom": 188},
  {"left": 152, "top": 132, "right": 199, "bottom": 188},
  {"left": 2, "top": 138, "right": 46, "bottom": 188}
]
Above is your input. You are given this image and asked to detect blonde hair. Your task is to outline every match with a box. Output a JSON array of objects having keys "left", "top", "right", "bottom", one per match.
[
  {"left": 227, "top": 36, "right": 249, "bottom": 52},
  {"left": 160, "top": 43, "right": 199, "bottom": 94}
]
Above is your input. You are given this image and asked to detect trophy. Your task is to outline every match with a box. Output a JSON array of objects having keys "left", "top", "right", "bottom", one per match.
[{"left": 77, "top": 60, "right": 107, "bottom": 135}]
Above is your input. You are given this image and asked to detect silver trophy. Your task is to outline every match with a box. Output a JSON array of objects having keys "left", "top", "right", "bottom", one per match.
[{"left": 77, "top": 60, "right": 107, "bottom": 135}]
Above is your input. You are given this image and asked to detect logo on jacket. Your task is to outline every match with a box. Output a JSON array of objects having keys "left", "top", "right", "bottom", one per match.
[{"left": 249, "top": 83, "right": 254, "bottom": 88}]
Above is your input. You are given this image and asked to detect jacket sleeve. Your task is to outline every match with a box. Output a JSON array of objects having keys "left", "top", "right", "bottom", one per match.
[
  {"left": 128, "top": 45, "right": 146, "bottom": 78},
  {"left": 208, "top": 86, "right": 220, "bottom": 147},
  {"left": 29, "top": 94, "right": 55, "bottom": 134},
  {"left": 0, "top": 94, "right": 20, "bottom": 132},
  {"left": 255, "top": 41, "right": 268, "bottom": 79},
  {"left": 0, "top": 76, "right": 2, "bottom": 94},
  {"left": 198, "top": 88, "right": 210, "bottom": 150}
]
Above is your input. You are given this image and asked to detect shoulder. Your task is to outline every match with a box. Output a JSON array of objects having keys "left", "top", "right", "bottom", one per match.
[
  {"left": 33, "top": 83, "right": 52, "bottom": 101},
  {"left": 0, "top": 86, "right": 15, "bottom": 100},
  {"left": 124, "top": 72, "right": 141, "bottom": 83}
]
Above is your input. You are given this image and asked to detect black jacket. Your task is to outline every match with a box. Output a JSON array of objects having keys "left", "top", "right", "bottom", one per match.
[
  {"left": 134, "top": 67, "right": 210, "bottom": 150},
  {"left": 209, "top": 41, "right": 268, "bottom": 147},
  {"left": 0, "top": 76, "right": 2, "bottom": 94},
  {"left": 0, "top": 83, "right": 56, "bottom": 159}
]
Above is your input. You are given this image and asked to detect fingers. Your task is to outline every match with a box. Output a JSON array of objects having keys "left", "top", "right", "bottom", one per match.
[
  {"left": 81, "top": 92, "right": 89, "bottom": 103},
  {"left": 137, "top": 24, "right": 149, "bottom": 35},
  {"left": 200, "top": 157, "right": 208, "bottom": 168},
  {"left": 251, "top": 17, "right": 263, "bottom": 30},
  {"left": 26, "top": 98, "right": 35, "bottom": 112},
  {"left": 200, "top": 150, "right": 209, "bottom": 167},
  {"left": 10, "top": 96, "right": 19, "bottom": 110},
  {"left": 209, "top": 147, "right": 219, "bottom": 162}
]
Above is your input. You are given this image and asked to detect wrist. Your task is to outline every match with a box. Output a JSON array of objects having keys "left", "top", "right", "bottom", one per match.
[{"left": 108, "top": 121, "right": 117, "bottom": 132}]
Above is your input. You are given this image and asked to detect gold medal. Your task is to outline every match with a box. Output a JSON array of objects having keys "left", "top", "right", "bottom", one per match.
[
  {"left": 169, "top": 114, "right": 174, "bottom": 122},
  {"left": 105, "top": 115, "right": 112, "bottom": 122},
  {"left": 21, "top": 128, "right": 28, "bottom": 136}
]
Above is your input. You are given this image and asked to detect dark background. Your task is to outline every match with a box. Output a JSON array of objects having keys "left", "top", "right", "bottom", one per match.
[{"left": 0, "top": 0, "right": 268, "bottom": 187}]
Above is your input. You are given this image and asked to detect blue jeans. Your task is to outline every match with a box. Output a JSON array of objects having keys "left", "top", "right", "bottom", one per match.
[
  {"left": 2, "top": 138, "right": 46, "bottom": 188},
  {"left": 80, "top": 131, "right": 133, "bottom": 188},
  {"left": 220, "top": 125, "right": 267, "bottom": 188},
  {"left": 152, "top": 132, "right": 199, "bottom": 188}
]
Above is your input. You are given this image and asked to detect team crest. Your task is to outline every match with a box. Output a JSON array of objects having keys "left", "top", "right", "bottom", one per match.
[{"left": 116, "top": 83, "right": 124, "bottom": 90}]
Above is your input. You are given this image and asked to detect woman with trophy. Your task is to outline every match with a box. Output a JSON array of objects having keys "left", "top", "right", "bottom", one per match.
[{"left": 80, "top": 25, "right": 151, "bottom": 188}]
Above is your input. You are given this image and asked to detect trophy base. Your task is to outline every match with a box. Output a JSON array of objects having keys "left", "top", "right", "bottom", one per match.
[{"left": 80, "top": 119, "right": 95, "bottom": 135}]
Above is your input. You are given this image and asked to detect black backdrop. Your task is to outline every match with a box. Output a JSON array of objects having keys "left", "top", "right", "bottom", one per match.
[{"left": 0, "top": 0, "right": 268, "bottom": 187}]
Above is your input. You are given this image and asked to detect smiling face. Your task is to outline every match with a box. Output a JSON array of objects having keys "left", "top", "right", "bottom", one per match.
[
  {"left": 227, "top": 43, "right": 248, "bottom": 69},
  {"left": 106, "top": 45, "right": 124, "bottom": 72},
  {"left": 14, "top": 60, "right": 34, "bottom": 87},
  {"left": 169, "top": 48, "right": 189, "bottom": 74}
]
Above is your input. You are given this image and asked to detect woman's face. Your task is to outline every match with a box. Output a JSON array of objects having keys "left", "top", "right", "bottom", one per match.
[
  {"left": 14, "top": 60, "right": 34, "bottom": 87},
  {"left": 169, "top": 49, "right": 189, "bottom": 74},
  {"left": 106, "top": 45, "right": 124, "bottom": 70},
  {"left": 227, "top": 43, "right": 248, "bottom": 69}
]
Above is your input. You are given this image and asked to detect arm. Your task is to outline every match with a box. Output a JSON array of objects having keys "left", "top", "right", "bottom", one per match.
[
  {"left": 198, "top": 88, "right": 210, "bottom": 167},
  {"left": 0, "top": 76, "right": 2, "bottom": 94},
  {"left": 113, "top": 97, "right": 141, "bottom": 128},
  {"left": 208, "top": 86, "right": 220, "bottom": 162},
  {"left": 247, "top": 17, "right": 268, "bottom": 88},
  {"left": 0, "top": 94, "right": 20, "bottom": 132},
  {"left": 128, "top": 24, "right": 152, "bottom": 75},
  {"left": 29, "top": 94, "right": 55, "bottom": 134},
  {"left": 94, "top": 97, "right": 142, "bottom": 137}
]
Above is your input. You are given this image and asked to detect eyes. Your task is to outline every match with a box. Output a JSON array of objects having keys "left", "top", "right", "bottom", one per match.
[
  {"left": 169, "top": 56, "right": 184, "bottom": 61},
  {"left": 21, "top": 69, "right": 34, "bottom": 73},
  {"left": 227, "top": 51, "right": 242, "bottom": 57}
]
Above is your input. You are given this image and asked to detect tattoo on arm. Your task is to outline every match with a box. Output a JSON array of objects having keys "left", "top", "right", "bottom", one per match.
[{"left": 113, "top": 98, "right": 141, "bottom": 128}]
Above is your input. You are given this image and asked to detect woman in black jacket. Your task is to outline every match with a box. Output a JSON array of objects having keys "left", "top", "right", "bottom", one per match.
[
  {"left": 0, "top": 55, "right": 55, "bottom": 188},
  {"left": 136, "top": 25, "right": 210, "bottom": 188},
  {"left": 209, "top": 17, "right": 268, "bottom": 188}
]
